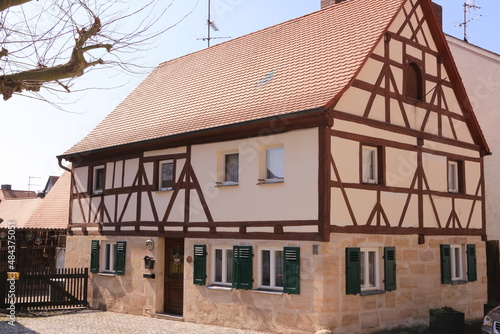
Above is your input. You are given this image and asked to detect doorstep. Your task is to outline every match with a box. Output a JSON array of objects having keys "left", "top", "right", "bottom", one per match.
[{"left": 155, "top": 313, "right": 184, "bottom": 322}]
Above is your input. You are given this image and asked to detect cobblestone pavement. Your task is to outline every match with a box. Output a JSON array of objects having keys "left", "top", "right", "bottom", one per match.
[{"left": 0, "top": 309, "right": 270, "bottom": 334}]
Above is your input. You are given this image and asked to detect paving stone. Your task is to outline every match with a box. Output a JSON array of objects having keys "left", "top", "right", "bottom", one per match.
[{"left": 0, "top": 309, "right": 269, "bottom": 334}]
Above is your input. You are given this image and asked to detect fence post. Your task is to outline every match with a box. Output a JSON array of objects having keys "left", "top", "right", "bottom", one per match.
[
  {"left": 0, "top": 271, "right": 6, "bottom": 308},
  {"left": 83, "top": 268, "right": 89, "bottom": 307}
]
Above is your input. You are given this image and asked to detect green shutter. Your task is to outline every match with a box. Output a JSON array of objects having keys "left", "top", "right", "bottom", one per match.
[
  {"left": 232, "top": 246, "right": 253, "bottom": 290},
  {"left": 467, "top": 244, "right": 477, "bottom": 282},
  {"left": 115, "top": 241, "right": 126, "bottom": 276},
  {"left": 440, "top": 244, "right": 451, "bottom": 284},
  {"left": 345, "top": 248, "right": 361, "bottom": 295},
  {"left": 384, "top": 247, "right": 397, "bottom": 291},
  {"left": 193, "top": 245, "right": 207, "bottom": 285},
  {"left": 283, "top": 247, "right": 300, "bottom": 294},
  {"left": 90, "top": 240, "right": 100, "bottom": 273}
]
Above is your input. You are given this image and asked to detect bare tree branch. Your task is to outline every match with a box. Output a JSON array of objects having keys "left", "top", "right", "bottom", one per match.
[
  {"left": 0, "top": 0, "right": 32, "bottom": 12},
  {"left": 0, "top": 0, "right": 197, "bottom": 102}
]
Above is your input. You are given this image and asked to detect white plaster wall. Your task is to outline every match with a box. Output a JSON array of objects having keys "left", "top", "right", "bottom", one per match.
[
  {"left": 190, "top": 128, "right": 318, "bottom": 222},
  {"left": 448, "top": 36, "right": 500, "bottom": 240}
]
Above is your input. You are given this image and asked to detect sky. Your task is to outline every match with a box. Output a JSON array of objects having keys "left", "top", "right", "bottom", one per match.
[{"left": 0, "top": 0, "right": 498, "bottom": 192}]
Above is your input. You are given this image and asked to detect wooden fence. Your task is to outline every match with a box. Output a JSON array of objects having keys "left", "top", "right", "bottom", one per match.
[
  {"left": 0, "top": 268, "right": 88, "bottom": 309},
  {"left": 0, "top": 228, "right": 66, "bottom": 271}
]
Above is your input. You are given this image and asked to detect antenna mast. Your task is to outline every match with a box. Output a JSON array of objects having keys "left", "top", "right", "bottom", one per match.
[
  {"left": 197, "top": 0, "right": 230, "bottom": 47},
  {"left": 28, "top": 176, "right": 41, "bottom": 197},
  {"left": 458, "top": 1, "right": 482, "bottom": 42}
]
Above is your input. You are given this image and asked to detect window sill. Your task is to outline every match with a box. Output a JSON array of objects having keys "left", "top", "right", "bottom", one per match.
[
  {"left": 157, "top": 187, "right": 174, "bottom": 192},
  {"left": 360, "top": 289, "right": 385, "bottom": 296},
  {"left": 253, "top": 288, "right": 284, "bottom": 295},
  {"left": 257, "top": 179, "right": 284, "bottom": 185},
  {"left": 207, "top": 285, "right": 232, "bottom": 291},
  {"left": 91, "top": 191, "right": 103, "bottom": 196},
  {"left": 97, "top": 272, "right": 116, "bottom": 277},
  {"left": 451, "top": 280, "right": 468, "bottom": 285},
  {"left": 215, "top": 182, "right": 239, "bottom": 187}
]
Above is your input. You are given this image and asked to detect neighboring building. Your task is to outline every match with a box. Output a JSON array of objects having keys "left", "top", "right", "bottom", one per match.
[
  {"left": 59, "top": 0, "right": 490, "bottom": 333},
  {"left": 0, "top": 184, "right": 41, "bottom": 228},
  {"left": 446, "top": 36, "right": 500, "bottom": 241},
  {"left": 0, "top": 173, "right": 69, "bottom": 271},
  {"left": 446, "top": 35, "right": 500, "bottom": 306}
]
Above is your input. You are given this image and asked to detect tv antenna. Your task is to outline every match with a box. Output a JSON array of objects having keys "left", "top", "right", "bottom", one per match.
[
  {"left": 28, "top": 176, "right": 41, "bottom": 197},
  {"left": 456, "top": 0, "right": 482, "bottom": 42},
  {"left": 197, "top": 0, "right": 230, "bottom": 47}
]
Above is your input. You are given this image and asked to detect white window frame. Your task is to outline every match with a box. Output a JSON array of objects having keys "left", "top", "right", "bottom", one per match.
[
  {"left": 362, "top": 146, "right": 379, "bottom": 184},
  {"left": 448, "top": 161, "right": 459, "bottom": 193},
  {"left": 265, "top": 147, "right": 284, "bottom": 183},
  {"left": 223, "top": 153, "right": 239, "bottom": 185},
  {"left": 450, "top": 244, "right": 465, "bottom": 281},
  {"left": 101, "top": 241, "right": 117, "bottom": 274},
  {"left": 159, "top": 159, "right": 175, "bottom": 191},
  {"left": 212, "top": 246, "right": 233, "bottom": 286},
  {"left": 360, "top": 247, "right": 380, "bottom": 291},
  {"left": 258, "top": 248, "right": 284, "bottom": 291},
  {"left": 93, "top": 166, "right": 105, "bottom": 194}
]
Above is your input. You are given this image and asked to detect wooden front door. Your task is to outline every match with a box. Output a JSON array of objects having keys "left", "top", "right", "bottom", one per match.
[{"left": 164, "top": 238, "right": 184, "bottom": 315}]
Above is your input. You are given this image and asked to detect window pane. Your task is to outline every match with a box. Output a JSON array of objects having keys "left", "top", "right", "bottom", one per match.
[
  {"left": 275, "top": 250, "right": 283, "bottom": 287},
  {"left": 267, "top": 148, "right": 284, "bottom": 179},
  {"left": 262, "top": 250, "right": 271, "bottom": 286},
  {"left": 360, "top": 251, "right": 365, "bottom": 287},
  {"left": 225, "top": 154, "right": 239, "bottom": 182},
  {"left": 362, "top": 147, "right": 378, "bottom": 183},
  {"left": 454, "top": 247, "right": 461, "bottom": 278},
  {"left": 95, "top": 168, "right": 104, "bottom": 191},
  {"left": 105, "top": 243, "right": 111, "bottom": 271},
  {"left": 215, "top": 249, "right": 222, "bottom": 282},
  {"left": 226, "top": 250, "right": 233, "bottom": 283},
  {"left": 448, "top": 162, "right": 458, "bottom": 192},
  {"left": 368, "top": 251, "right": 376, "bottom": 288},
  {"left": 161, "top": 162, "right": 174, "bottom": 188}
]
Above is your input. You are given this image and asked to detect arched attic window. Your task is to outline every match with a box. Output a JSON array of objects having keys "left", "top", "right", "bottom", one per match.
[{"left": 406, "top": 62, "right": 423, "bottom": 101}]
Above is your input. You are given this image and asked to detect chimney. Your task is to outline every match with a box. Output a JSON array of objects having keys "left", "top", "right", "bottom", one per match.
[
  {"left": 321, "top": 0, "right": 347, "bottom": 10},
  {"left": 1, "top": 184, "right": 12, "bottom": 191},
  {"left": 432, "top": 2, "right": 443, "bottom": 27}
]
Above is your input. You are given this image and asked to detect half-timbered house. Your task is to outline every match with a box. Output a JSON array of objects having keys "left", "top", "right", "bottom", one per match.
[{"left": 60, "top": 0, "right": 490, "bottom": 333}]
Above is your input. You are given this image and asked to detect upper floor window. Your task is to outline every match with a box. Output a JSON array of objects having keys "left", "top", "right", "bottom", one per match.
[
  {"left": 448, "top": 160, "right": 463, "bottom": 193},
  {"left": 406, "top": 62, "right": 423, "bottom": 101},
  {"left": 224, "top": 153, "right": 239, "bottom": 184},
  {"left": 361, "top": 145, "right": 382, "bottom": 184},
  {"left": 159, "top": 160, "right": 175, "bottom": 191},
  {"left": 266, "top": 147, "right": 284, "bottom": 181},
  {"left": 93, "top": 166, "right": 105, "bottom": 194}
]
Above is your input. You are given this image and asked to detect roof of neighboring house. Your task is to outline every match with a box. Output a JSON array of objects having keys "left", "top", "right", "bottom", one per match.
[
  {"left": 24, "top": 171, "right": 70, "bottom": 230},
  {"left": 0, "top": 189, "right": 37, "bottom": 200},
  {"left": 0, "top": 197, "right": 42, "bottom": 228},
  {"left": 43, "top": 176, "right": 60, "bottom": 193},
  {"left": 62, "top": 0, "right": 405, "bottom": 156},
  {"left": 61, "top": 0, "right": 489, "bottom": 157}
]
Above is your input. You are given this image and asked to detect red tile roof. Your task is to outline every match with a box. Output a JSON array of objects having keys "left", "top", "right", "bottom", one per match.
[
  {"left": 0, "top": 197, "right": 41, "bottom": 228},
  {"left": 63, "top": 0, "right": 405, "bottom": 155},
  {"left": 24, "top": 171, "right": 70, "bottom": 230},
  {"left": 0, "top": 189, "right": 37, "bottom": 199}
]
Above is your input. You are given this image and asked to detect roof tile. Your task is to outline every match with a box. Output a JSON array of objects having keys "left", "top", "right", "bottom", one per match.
[{"left": 64, "top": 0, "right": 404, "bottom": 156}]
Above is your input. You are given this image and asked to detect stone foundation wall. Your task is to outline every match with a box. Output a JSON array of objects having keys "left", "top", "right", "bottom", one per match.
[
  {"left": 184, "top": 234, "right": 487, "bottom": 334},
  {"left": 65, "top": 235, "right": 162, "bottom": 317},
  {"left": 66, "top": 234, "right": 486, "bottom": 334}
]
